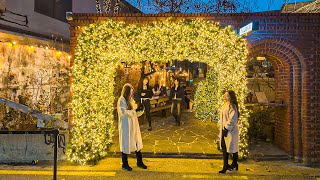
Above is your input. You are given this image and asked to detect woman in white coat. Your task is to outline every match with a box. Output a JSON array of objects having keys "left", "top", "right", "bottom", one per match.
[
  {"left": 219, "top": 90, "right": 239, "bottom": 173},
  {"left": 117, "top": 83, "right": 147, "bottom": 171}
]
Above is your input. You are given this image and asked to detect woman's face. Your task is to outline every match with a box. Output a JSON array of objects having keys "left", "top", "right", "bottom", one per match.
[
  {"left": 224, "top": 92, "right": 230, "bottom": 102},
  {"left": 143, "top": 78, "right": 148, "bottom": 85},
  {"left": 174, "top": 79, "right": 179, "bottom": 87}
]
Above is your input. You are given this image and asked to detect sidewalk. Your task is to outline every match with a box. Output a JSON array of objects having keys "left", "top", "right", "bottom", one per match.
[
  {"left": 0, "top": 158, "right": 319, "bottom": 180},
  {"left": 108, "top": 111, "right": 288, "bottom": 160}
]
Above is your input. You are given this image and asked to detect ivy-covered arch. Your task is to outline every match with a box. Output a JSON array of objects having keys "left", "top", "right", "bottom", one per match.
[{"left": 67, "top": 19, "right": 249, "bottom": 164}]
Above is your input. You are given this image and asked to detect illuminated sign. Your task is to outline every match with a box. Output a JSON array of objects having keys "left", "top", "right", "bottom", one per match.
[{"left": 239, "top": 22, "right": 259, "bottom": 36}]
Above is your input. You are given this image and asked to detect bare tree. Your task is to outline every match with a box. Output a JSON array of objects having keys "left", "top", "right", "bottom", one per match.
[
  {"left": 131, "top": 0, "right": 260, "bottom": 13},
  {"left": 95, "top": 0, "right": 120, "bottom": 14}
]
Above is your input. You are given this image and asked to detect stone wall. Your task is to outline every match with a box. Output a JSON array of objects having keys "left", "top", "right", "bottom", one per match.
[{"left": 0, "top": 42, "right": 70, "bottom": 130}]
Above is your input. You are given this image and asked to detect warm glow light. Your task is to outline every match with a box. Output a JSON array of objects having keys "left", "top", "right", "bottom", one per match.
[
  {"left": 256, "top": 56, "right": 266, "bottom": 61},
  {"left": 45, "top": 46, "right": 49, "bottom": 50},
  {"left": 68, "top": 19, "right": 250, "bottom": 165},
  {"left": 30, "top": 45, "right": 34, "bottom": 49},
  {"left": 68, "top": 55, "right": 72, "bottom": 60},
  {"left": 55, "top": 51, "right": 62, "bottom": 57},
  {"left": 12, "top": 41, "right": 17, "bottom": 45}
]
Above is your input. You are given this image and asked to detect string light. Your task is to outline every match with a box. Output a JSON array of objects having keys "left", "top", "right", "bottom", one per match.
[{"left": 68, "top": 19, "right": 250, "bottom": 164}]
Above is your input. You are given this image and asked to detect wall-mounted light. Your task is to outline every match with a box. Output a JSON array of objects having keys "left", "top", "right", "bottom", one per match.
[{"left": 256, "top": 56, "right": 266, "bottom": 61}]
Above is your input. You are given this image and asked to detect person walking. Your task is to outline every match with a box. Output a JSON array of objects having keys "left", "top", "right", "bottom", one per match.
[
  {"left": 219, "top": 90, "right": 239, "bottom": 173},
  {"left": 169, "top": 78, "right": 185, "bottom": 126},
  {"left": 138, "top": 77, "right": 154, "bottom": 131},
  {"left": 117, "top": 83, "right": 147, "bottom": 171}
]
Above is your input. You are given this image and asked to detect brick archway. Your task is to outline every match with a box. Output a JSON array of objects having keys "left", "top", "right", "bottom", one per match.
[{"left": 248, "top": 37, "right": 307, "bottom": 162}]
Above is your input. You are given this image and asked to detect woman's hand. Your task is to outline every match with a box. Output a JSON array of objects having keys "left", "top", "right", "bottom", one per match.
[
  {"left": 132, "top": 101, "right": 138, "bottom": 110},
  {"left": 222, "top": 127, "right": 228, "bottom": 137}
]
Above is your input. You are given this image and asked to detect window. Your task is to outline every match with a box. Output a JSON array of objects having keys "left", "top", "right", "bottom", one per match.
[{"left": 34, "top": 0, "right": 72, "bottom": 22}]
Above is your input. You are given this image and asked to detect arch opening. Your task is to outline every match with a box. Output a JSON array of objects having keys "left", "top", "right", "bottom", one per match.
[{"left": 248, "top": 39, "right": 305, "bottom": 160}]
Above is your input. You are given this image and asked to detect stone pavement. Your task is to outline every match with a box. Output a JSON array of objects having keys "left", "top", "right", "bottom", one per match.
[
  {"left": 109, "top": 111, "right": 220, "bottom": 156},
  {"left": 109, "top": 111, "right": 288, "bottom": 159}
]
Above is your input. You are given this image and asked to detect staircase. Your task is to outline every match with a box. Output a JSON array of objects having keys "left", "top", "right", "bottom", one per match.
[{"left": 0, "top": 97, "right": 69, "bottom": 129}]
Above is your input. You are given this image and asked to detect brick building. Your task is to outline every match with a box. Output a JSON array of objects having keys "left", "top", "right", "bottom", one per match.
[{"left": 69, "top": 13, "right": 320, "bottom": 166}]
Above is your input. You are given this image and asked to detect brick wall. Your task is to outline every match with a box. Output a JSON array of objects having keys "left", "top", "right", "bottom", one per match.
[{"left": 69, "top": 12, "right": 320, "bottom": 166}]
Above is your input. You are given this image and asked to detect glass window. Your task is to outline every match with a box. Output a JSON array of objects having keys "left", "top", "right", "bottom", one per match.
[{"left": 34, "top": 0, "right": 72, "bottom": 22}]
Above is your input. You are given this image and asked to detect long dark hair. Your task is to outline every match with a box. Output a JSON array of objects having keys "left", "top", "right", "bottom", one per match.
[
  {"left": 139, "top": 77, "right": 150, "bottom": 90},
  {"left": 228, "top": 90, "right": 239, "bottom": 116},
  {"left": 173, "top": 78, "right": 180, "bottom": 89},
  {"left": 122, "top": 84, "right": 133, "bottom": 110}
]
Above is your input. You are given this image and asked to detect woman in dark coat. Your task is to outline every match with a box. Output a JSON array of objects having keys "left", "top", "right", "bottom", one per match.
[
  {"left": 138, "top": 77, "right": 154, "bottom": 131},
  {"left": 169, "top": 78, "right": 185, "bottom": 126}
]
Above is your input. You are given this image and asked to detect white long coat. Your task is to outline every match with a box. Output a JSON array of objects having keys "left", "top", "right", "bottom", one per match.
[
  {"left": 117, "top": 97, "right": 143, "bottom": 154},
  {"left": 219, "top": 102, "right": 239, "bottom": 153}
]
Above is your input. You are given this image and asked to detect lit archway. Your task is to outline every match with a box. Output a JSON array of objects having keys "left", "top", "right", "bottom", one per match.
[{"left": 67, "top": 19, "right": 250, "bottom": 164}]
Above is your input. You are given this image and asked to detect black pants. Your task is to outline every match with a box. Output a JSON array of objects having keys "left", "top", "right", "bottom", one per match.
[
  {"left": 185, "top": 97, "right": 190, "bottom": 109},
  {"left": 221, "top": 132, "right": 238, "bottom": 168},
  {"left": 142, "top": 99, "right": 151, "bottom": 128},
  {"left": 172, "top": 101, "right": 181, "bottom": 125},
  {"left": 221, "top": 132, "right": 229, "bottom": 168}
]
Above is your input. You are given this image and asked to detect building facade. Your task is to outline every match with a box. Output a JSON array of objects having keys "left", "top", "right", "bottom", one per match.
[
  {"left": 69, "top": 12, "right": 320, "bottom": 166},
  {"left": 0, "top": 0, "right": 71, "bottom": 48},
  {"left": 72, "top": 0, "right": 142, "bottom": 14}
]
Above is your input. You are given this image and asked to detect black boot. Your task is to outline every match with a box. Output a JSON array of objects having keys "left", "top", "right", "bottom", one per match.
[
  {"left": 147, "top": 116, "right": 152, "bottom": 131},
  {"left": 219, "top": 152, "right": 230, "bottom": 173},
  {"left": 173, "top": 114, "right": 177, "bottom": 122},
  {"left": 121, "top": 152, "right": 132, "bottom": 171},
  {"left": 229, "top": 152, "right": 238, "bottom": 171},
  {"left": 136, "top": 151, "right": 147, "bottom": 169},
  {"left": 177, "top": 115, "right": 181, "bottom": 126}
]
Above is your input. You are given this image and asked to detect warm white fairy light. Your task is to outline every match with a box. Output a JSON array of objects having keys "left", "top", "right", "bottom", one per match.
[{"left": 68, "top": 19, "right": 250, "bottom": 164}]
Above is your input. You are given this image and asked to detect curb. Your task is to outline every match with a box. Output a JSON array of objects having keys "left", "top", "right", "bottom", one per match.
[{"left": 106, "top": 152, "right": 290, "bottom": 161}]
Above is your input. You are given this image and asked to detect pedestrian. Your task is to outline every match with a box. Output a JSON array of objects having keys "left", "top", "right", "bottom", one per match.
[
  {"left": 182, "top": 85, "right": 190, "bottom": 111},
  {"left": 169, "top": 78, "right": 185, "bottom": 126},
  {"left": 138, "top": 77, "right": 154, "bottom": 131},
  {"left": 152, "top": 80, "right": 161, "bottom": 96},
  {"left": 117, "top": 83, "right": 147, "bottom": 171},
  {"left": 219, "top": 90, "right": 239, "bottom": 173}
]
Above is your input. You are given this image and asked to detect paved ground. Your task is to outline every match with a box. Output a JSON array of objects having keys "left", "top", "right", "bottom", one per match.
[
  {"left": 109, "top": 111, "right": 288, "bottom": 159},
  {"left": 0, "top": 158, "right": 319, "bottom": 180},
  {"left": 109, "top": 111, "right": 219, "bottom": 156}
]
